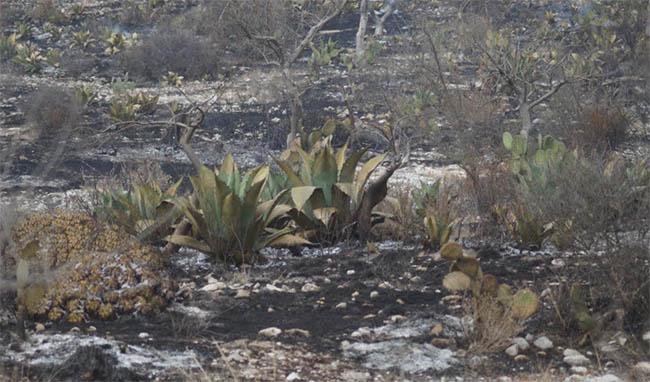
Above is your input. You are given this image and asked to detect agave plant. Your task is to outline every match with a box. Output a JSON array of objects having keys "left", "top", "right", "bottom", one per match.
[
  {"left": 274, "top": 139, "right": 387, "bottom": 243},
  {"left": 97, "top": 179, "right": 183, "bottom": 243},
  {"left": 166, "top": 154, "right": 301, "bottom": 264},
  {"left": 13, "top": 43, "right": 44, "bottom": 74}
]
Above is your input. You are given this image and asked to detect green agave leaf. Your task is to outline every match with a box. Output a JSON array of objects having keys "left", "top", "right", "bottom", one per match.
[
  {"left": 353, "top": 153, "right": 387, "bottom": 202},
  {"left": 274, "top": 157, "right": 305, "bottom": 187},
  {"left": 440, "top": 242, "right": 463, "bottom": 261},
  {"left": 165, "top": 234, "right": 212, "bottom": 254},
  {"left": 312, "top": 147, "right": 338, "bottom": 204},
  {"left": 340, "top": 148, "right": 368, "bottom": 183},
  {"left": 164, "top": 177, "right": 184, "bottom": 197},
  {"left": 511, "top": 288, "right": 539, "bottom": 319},
  {"left": 291, "top": 186, "right": 318, "bottom": 211}
]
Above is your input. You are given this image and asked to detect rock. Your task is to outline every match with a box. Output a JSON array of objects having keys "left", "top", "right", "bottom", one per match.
[
  {"left": 512, "top": 337, "right": 530, "bottom": 351},
  {"left": 258, "top": 327, "right": 282, "bottom": 338},
  {"left": 87, "top": 326, "right": 97, "bottom": 333},
  {"left": 200, "top": 281, "right": 226, "bottom": 292},
  {"left": 563, "top": 349, "right": 590, "bottom": 366},
  {"left": 351, "top": 328, "right": 372, "bottom": 339},
  {"left": 285, "top": 329, "right": 310, "bottom": 337},
  {"left": 335, "top": 302, "right": 348, "bottom": 309},
  {"left": 525, "top": 333, "right": 534, "bottom": 342},
  {"left": 389, "top": 315, "right": 407, "bottom": 323},
  {"left": 514, "top": 354, "right": 529, "bottom": 362},
  {"left": 370, "top": 291, "right": 379, "bottom": 300},
  {"left": 570, "top": 366, "right": 588, "bottom": 375},
  {"left": 497, "top": 377, "right": 513, "bottom": 382},
  {"left": 634, "top": 361, "right": 650, "bottom": 376},
  {"left": 235, "top": 289, "right": 251, "bottom": 299},
  {"left": 138, "top": 332, "right": 150, "bottom": 339},
  {"left": 340, "top": 370, "right": 370, "bottom": 382},
  {"left": 468, "top": 355, "right": 485, "bottom": 368},
  {"left": 301, "top": 283, "right": 320, "bottom": 293},
  {"left": 643, "top": 331, "right": 650, "bottom": 343},
  {"left": 70, "top": 327, "right": 80, "bottom": 333},
  {"left": 351, "top": 291, "right": 360, "bottom": 298},
  {"left": 430, "top": 323, "right": 443, "bottom": 336},
  {"left": 341, "top": 339, "right": 457, "bottom": 373},
  {"left": 430, "top": 338, "right": 454, "bottom": 347},
  {"left": 585, "top": 374, "right": 623, "bottom": 382},
  {"left": 505, "top": 344, "right": 519, "bottom": 357},
  {"left": 533, "top": 336, "right": 553, "bottom": 350},
  {"left": 35, "top": 323, "right": 45, "bottom": 332},
  {"left": 286, "top": 372, "right": 300, "bottom": 381},
  {"left": 346, "top": 270, "right": 356, "bottom": 275},
  {"left": 0, "top": 333, "right": 198, "bottom": 380},
  {"left": 265, "top": 284, "right": 284, "bottom": 292}
]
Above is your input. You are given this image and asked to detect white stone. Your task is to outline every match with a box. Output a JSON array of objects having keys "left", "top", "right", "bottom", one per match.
[
  {"left": 643, "top": 331, "right": 650, "bottom": 343},
  {"left": 200, "top": 281, "right": 226, "bottom": 292},
  {"left": 563, "top": 349, "right": 590, "bottom": 366},
  {"left": 346, "top": 270, "right": 356, "bottom": 275},
  {"left": 634, "top": 361, "right": 650, "bottom": 375},
  {"left": 570, "top": 366, "right": 588, "bottom": 375},
  {"left": 370, "top": 291, "right": 379, "bottom": 299},
  {"left": 235, "top": 289, "right": 251, "bottom": 299},
  {"left": 265, "top": 284, "right": 284, "bottom": 292},
  {"left": 351, "top": 327, "right": 372, "bottom": 338},
  {"left": 286, "top": 372, "right": 300, "bottom": 381},
  {"left": 512, "top": 337, "right": 530, "bottom": 351},
  {"left": 335, "top": 302, "right": 348, "bottom": 309},
  {"left": 35, "top": 323, "right": 45, "bottom": 332},
  {"left": 533, "top": 336, "right": 553, "bottom": 350},
  {"left": 505, "top": 344, "right": 519, "bottom": 357},
  {"left": 138, "top": 332, "right": 149, "bottom": 339},
  {"left": 586, "top": 374, "right": 623, "bottom": 382},
  {"left": 301, "top": 283, "right": 320, "bottom": 293},
  {"left": 258, "top": 327, "right": 282, "bottom": 338}
]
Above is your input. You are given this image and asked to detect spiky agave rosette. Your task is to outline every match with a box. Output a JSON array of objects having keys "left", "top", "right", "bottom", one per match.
[{"left": 10, "top": 210, "right": 177, "bottom": 323}]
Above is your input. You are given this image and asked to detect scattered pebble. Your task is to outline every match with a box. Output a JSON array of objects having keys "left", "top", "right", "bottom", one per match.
[
  {"left": 335, "top": 302, "right": 348, "bottom": 309},
  {"left": 430, "top": 323, "right": 443, "bottom": 337},
  {"left": 514, "top": 354, "right": 528, "bottom": 362},
  {"left": 570, "top": 366, "right": 588, "bottom": 375},
  {"left": 258, "top": 327, "right": 282, "bottom": 338},
  {"left": 87, "top": 326, "right": 97, "bottom": 333},
  {"left": 35, "top": 323, "right": 45, "bottom": 332},
  {"left": 533, "top": 336, "right": 553, "bottom": 350},
  {"left": 301, "top": 283, "right": 320, "bottom": 293},
  {"left": 138, "top": 332, "right": 150, "bottom": 339},
  {"left": 633, "top": 361, "right": 650, "bottom": 375},
  {"left": 235, "top": 289, "right": 251, "bottom": 299},
  {"left": 370, "top": 291, "right": 379, "bottom": 300},
  {"left": 286, "top": 372, "right": 300, "bottom": 381},
  {"left": 346, "top": 270, "right": 356, "bottom": 275},
  {"left": 512, "top": 337, "right": 530, "bottom": 351},
  {"left": 505, "top": 344, "right": 518, "bottom": 357},
  {"left": 563, "top": 349, "right": 590, "bottom": 366}
]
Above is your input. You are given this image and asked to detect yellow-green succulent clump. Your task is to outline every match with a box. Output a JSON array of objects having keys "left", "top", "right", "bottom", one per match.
[{"left": 11, "top": 210, "right": 176, "bottom": 323}]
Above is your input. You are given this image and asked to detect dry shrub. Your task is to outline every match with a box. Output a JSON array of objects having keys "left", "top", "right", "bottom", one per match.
[
  {"left": 119, "top": 26, "right": 219, "bottom": 81},
  {"left": 572, "top": 105, "right": 628, "bottom": 153},
  {"left": 461, "top": 157, "right": 513, "bottom": 238},
  {"left": 60, "top": 48, "right": 96, "bottom": 78},
  {"left": 372, "top": 189, "right": 424, "bottom": 243},
  {"left": 27, "top": 86, "right": 81, "bottom": 136},
  {"left": 465, "top": 296, "right": 524, "bottom": 354},
  {"left": 30, "top": 0, "right": 67, "bottom": 25}
]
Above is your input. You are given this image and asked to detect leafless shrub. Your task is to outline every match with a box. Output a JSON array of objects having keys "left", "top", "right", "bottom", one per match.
[
  {"left": 119, "top": 26, "right": 220, "bottom": 81},
  {"left": 27, "top": 86, "right": 81, "bottom": 137},
  {"left": 571, "top": 104, "right": 628, "bottom": 153},
  {"left": 60, "top": 48, "right": 96, "bottom": 78},
  {"left": 372, "top": 189, "right": 424, "bottom": 243},
  {"left": 465, "top": 296, "right": 524, "bottom": 354},
  {"left": 30, "top": 0, "right": 67, "bottom": 25}
]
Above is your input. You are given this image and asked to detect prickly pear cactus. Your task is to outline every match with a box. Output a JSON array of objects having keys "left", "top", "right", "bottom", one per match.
[{"left": 10, "top": 210, "right": 177, "bottom": 323}]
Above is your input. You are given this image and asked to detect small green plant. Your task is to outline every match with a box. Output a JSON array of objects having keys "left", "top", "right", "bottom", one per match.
[
  {"left": 127, "top": 91, "right": 159, "bottom": 114},
  {"left": 309, "top": 38, "right": 342, "bottom": 69},
  {"left": 0, "top": 34, "right": 17, "bottom": 61},
  {"left": 162, "top": 71, "right": 184, "bottom": 87},
  {"left": 43, "top": 23, "right": 63, "bottom": 41},
  {"left": 69, "top": 3, "right": 86, "bottom": 18},
  {"left": 166, "top": 155, "right": 298, "bottom": 264},
  {"left": 15, "top": 23, "right": 31, "bottom": 40},
  {"left": 71, "top": 30, "right": 95, "bottom": 50},
  {"left": 74, "top": 84, "right": 97, "bottom": 106},
  {"left": 440, "top": 242, "right": 539, "bottom": 320},
  {"left": 97, "top": 179, "right": 183, "bottom": 243},
  {"left": 108, "top": 98, "right": 139, "bottom": 121},
  {"left": 104, "top": 31, "right": 137, "bottom": 55},
  {"left": 13, "top": 43, "right": 45, "bottom": 74}
]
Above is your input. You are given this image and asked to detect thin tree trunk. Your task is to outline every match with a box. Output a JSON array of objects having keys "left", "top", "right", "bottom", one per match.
[
  {"left": 287, "top": 91, "right": 304, "bottom": 148},
  {"left": 519, "top": 101, "right": 533, "bottom": 138},
  {"left": 355, "top": 0, "right": 369, "bottom": 65},
  {"left": 374, "top": 0, "right": 395, "bottom": 37}
]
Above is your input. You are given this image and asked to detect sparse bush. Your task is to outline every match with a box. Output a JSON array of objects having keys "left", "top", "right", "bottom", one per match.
[
  {"left": 27, "top": 86, "right": 82, "bottom": 136},
  {"left": 119, "top": 26, "right": 219, "bottom": 81},
  {"left": 572, "top": 105, "right": 628, "bottom": 153},
  {"left": 60, "top": 48, "right": 96, "bottom": 77},
  {"left": 30, "top": 0, "right": 67, "bottom": 25}
]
